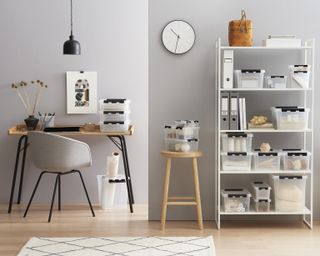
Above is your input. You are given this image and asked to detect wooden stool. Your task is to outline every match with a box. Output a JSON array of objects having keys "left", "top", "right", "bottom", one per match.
[{"left": 160, "top": 151, "right": 203, "bottom": 230}]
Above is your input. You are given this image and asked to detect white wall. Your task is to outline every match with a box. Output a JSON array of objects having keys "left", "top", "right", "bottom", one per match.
[
  {"left": 149, "top": 0, "right": 320, "bottom": 220},
  {"left": 0, "top": 0, "right": 148, "bottom": 204}
]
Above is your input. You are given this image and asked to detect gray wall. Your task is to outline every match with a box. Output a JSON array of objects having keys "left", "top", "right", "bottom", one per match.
[
  {"left": 149, "top": 0, "right": 320, "bottom": 220},
  {"left": 0, "top": 0, "right": 148, "bottom": 204}
]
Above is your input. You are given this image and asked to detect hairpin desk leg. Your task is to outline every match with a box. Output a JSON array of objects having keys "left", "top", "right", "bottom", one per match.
[
  {"left": 17, "top": 136, "right": 28, "bottom": 204},
  {"left": 8, "top": 135, "right": 28, "bottom": 213}
]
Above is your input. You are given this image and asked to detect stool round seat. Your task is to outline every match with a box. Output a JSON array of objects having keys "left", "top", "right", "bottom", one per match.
[{"left": 161, "top": 151, "right": 203, "bottom": 158}]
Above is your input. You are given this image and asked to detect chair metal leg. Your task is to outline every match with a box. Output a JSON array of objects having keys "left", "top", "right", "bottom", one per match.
[
  {"left": 17, "top": 136, "right": 29, "bottom": 204},
  {"left": 75, "top": 170, "right": 95, "bottom": 217},
  {"left": 58, "top": 175, "right": 61, "bottom": 211},
  {"left": 48, "top": 174, "right": 59, "bottom": 222},
  {"left": 24, "top": 171, "right": 46, "bottom": 218}
]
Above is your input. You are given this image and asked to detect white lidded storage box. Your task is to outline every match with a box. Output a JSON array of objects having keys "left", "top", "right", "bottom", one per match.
[
  {"left": 221, "top": 189, "right": 251, "bottom": 213},
  {"left": 221, "top": 133, "right": 253, "bottom": 152},
  {"left": 253, "top": 198, "right": 271, "bottom": 212},
  {"left": 253, "top": 151, "right": 280, "bottom": 171},
  {"left": 175, "top": 120, "right": 199, "bottom": 127},
  {"left": 265, "top": 76, "right": 287, "bottom": 89},
  {"left": 235, "top": 69, "right": 265, "bottom": 88},
  {"left": 99, "top": 99, "right": 131, "bottom": 111},
  {"left": 99, "top": 110, "right": 130, "bottom": 122},
  {"left": 164, "top": 125, "right": 177, "bottom": 139},
  {"left": 271, "top": 106, "right": 310, "bottom": 130},
  {"left": 251, "top": 181, "right": 272, "bottom": 200},
  {"left": 164, "top": 138, "right": 199, "bottom": 152},
  {"left": 289, "top": 65, "right": 310, "bottom": 88},
  {"left": 281, "top": 150, "right": 311, "bottom": 171},
  {"left": 175, "top": 125, "right": 200, "bottom": 140},
  {"left": 273, "top": 175, "right": 307, "bottom": 212},
  {"left": 99, "top": 121, "right": 130, "bottom": 132},
  {"left": 221, "top": 152, "right": 252, "bottom": 171}
]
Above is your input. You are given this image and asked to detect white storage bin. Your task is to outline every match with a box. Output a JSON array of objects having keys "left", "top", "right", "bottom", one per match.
[
  {"left": 253, "top": 198, "right": 271, "bottom": 212},
  {"left": 265, "top": 76, "right": 287, "bottom": 89},
  {"left": 175, "top": 120, "right": 199, "bottom": 127},
  {"left": 221, "top": 133, "right": 253, "bottom": 152},
  {"left": 273, "top": 175, "right": 307, "bottom": 212},
  {"left": 235, "top": 69, "right": 265, "bottom": 88},
  {"left": 221, "top": 189, "right": 251, "bottom": 213},
  {"left": 164, "top": 138, "right": 199, "bottom": 152},
  {"left": 99, "top": 99, "right": 131, "bottom": 111},
  {"left": 271, "top": 107, "right": 310, "bottom": 130},
  {"left": 221, "top": 152, "right": 252, "bottom": 171},
  {"left": 99, "top": 110, "right": 130, "bottom": 122},
  {"left": 289, "top": 65, "right": 310, "bottom": 88},
  {"left": 253, "top": 152, "right": 280, "bottom": 171},
  {"left": 175, "top": 126, "right": 200, "bottom": 140},
  {"left": 281, "top": 150, "right": 311, "bottom": 171},
  {"left": 99, "top": 121, "right": 130, "bottom": 132},
  {"left": 251, "top": 181, "right": 272, "bottom": 200},
  {"left": 164, "top": 125, "right": 177, "bottom": 139}
]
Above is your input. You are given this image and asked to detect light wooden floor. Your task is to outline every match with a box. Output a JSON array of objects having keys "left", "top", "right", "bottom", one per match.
[{"left": 1, "top": 204, "right": 319, "bottom": 256}]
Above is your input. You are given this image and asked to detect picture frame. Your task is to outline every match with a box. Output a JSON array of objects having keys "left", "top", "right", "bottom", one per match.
[{"left": 66, "top": 71, "right": 97, "bottom": 114}]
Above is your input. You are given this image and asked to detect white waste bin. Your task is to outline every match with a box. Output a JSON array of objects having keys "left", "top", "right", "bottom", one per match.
[{"left": 97, "top": 174, "right": 128, "bottom": 209}]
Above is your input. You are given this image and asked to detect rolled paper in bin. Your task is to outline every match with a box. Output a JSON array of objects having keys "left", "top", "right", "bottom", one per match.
[{"left": 106, "top": 152, "right": 120, "bottom": 178}]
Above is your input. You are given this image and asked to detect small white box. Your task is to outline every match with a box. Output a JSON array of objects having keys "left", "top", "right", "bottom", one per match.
[
  {"left": 271, "top": 107, "right": 310, "bottom": 130},
  {"left": 253, "top": 152, "right": 280, "bottom": 171},
  {"left": 99, "top": 121, "right": 130, "bottom": 132},
  {"left": 164, "top": 138, "right": 199, "bottom": 152},
  {"left": 221, "top": 152, "right": 252, "bottom": 171},
  {"left": 253, "top": 198, "right": 271, "bottom": 212},
  {"left": 221, "top": 189, "right": 251, "bottom": 213},
  {"left": 99, "top": 99, "right": 131, "bottom": 111},
  {"left": 99, "top": 110, "right": 130, "bottom": 122},
  {"left": 251, "top": 181, "right": 272, "bottom": 200},
  {"left": 281, "top": 150, "right": 311, "bottom": 171},
  {"left": 265, "top": 76, "right": 287, "bottom": 89},
  {"left": 273, "top": 175, "right": 307, "bottom": 212},
  {"left": 221, "top": 133, "right": 253, "bottom": 152},
  {"left": 235, "top": 69, "right": 265, "bottom": 88}
]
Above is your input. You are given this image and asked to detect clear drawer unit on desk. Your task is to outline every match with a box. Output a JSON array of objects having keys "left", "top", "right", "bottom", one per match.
[{"left": 215, "top": 38, "right": 315, "bottom": 229}]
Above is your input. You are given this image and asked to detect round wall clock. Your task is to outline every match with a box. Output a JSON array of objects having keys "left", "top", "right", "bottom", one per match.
[{"left": 162, "top": 20, "right": 196, "bottom": 55}]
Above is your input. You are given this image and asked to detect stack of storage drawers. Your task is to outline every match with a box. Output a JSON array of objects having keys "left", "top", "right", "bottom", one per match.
[
  {"left": 164, "top": 120, "right": 199, "bottom": 152},
  {"left": 99, "top": 99, "right": 131, "bottom": 132},
  {"left": 251, "top": 181, "right": 272, "bottom": 212},
  {"left": 220, "top": 133, "right": 253, "bottom": 171}
]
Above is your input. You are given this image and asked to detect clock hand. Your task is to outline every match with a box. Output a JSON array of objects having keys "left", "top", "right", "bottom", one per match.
[
  {"left": 170, "top": 28, "right": 179, "bottom": 37},
  {"left": 175, "top": 36, "right": 180, "bottom": 53}
]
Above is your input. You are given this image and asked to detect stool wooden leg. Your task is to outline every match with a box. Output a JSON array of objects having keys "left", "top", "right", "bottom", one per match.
[
  {"left": 161, "top": 158, "right": 171, "bottom": 230},
  {"left": 192, "top": 157, "right": 203, "bottom": 230}
]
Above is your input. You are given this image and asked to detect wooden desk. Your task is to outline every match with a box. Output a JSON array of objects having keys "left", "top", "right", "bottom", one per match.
[{"left": 7, "top": 125, "right": 135, "bottom": 214}]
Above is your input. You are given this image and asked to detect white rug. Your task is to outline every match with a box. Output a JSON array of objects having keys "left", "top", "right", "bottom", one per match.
[{"left": 18, "top": 236, "right": 215, "bottom": 256}]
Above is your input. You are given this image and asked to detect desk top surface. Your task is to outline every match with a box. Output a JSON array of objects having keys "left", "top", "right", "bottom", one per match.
[{"left": 8, "top": 125, "right": 134, "bottom": 136}]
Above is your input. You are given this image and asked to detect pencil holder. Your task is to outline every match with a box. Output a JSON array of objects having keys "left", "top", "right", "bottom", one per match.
[{"left": 40, "top": 116, "right": 55, "bottom": 129}]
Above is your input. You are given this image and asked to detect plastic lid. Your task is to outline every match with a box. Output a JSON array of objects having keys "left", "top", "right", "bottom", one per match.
[
  {"left": 221, "top": 188, "right": 251, "bottom": 198},
  {"left": 253, "top": 198, "right": 271, "bottom": 203},
  {"left": 251, "top": 182, "right": 271, "bottom": 190}
]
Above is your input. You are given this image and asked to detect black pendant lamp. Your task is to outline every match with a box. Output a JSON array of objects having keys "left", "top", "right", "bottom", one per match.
[{"left": 63, "top": 0, "right": 81, "bottom": 55}]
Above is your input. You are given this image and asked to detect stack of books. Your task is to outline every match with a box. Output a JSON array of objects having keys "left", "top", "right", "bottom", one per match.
[{"left": 263, "top": 35, "right": 301, "bottom": 47}]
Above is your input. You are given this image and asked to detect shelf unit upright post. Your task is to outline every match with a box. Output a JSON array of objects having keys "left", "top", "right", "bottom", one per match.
[{"left": 215, "top": 38, "right": 315, "bottom": 230}]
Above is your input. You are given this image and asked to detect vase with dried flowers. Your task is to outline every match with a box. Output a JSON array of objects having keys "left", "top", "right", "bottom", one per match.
[{"left": 11, "top": 80, "right": 48, "bottom": 130}]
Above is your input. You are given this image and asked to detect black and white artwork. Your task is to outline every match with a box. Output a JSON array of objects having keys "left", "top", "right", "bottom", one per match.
[{"left": 66, "top": 71, "right": 97, "bottom": 114}]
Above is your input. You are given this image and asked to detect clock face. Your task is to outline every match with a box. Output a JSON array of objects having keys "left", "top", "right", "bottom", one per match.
[{"left": 162, "top": 20, "right": 195, "bottom": 55}]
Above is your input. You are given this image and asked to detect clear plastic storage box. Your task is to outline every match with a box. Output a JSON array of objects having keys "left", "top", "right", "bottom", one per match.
[
  {"left": 253, "top": 151, "right": 280, "bottom": 171},
  {"left": 273, "top": 175, "right": 307, "bottom": 212},
  {"left": 175, "top": 120, "right": 199, "bottom": 127},
  {"left": 265, "top": 76, "right": 287, "bottom": 89},
  {"left": 254, "top": 198, "right": 271, "bottom": 212},
  {"left": 289, "top": 65, "right": 310, "bottom": 88},
  {"left": 221, "top": 189, "right": 251, "bottom": 213},
  {"left": 271, "top": 106, "right": 310, "bottom": 130},
  {"left": 164, "top": 138, "right": 199, "bottom": 152},
  {"left": 175, "top": 126, "right": 200, "bottom": 140},
  {"left": 99, "top": 99, "right": 131, "bottom": 111},
  {"left": 221, "top": 133, "right": 253, "bottom": 152},
  {"left": 234, "top": 69, "right": 265, "bottom": 88},
  {"left": 99, "top": 110, "right": 130, "bottom": 122},
  {"left": 99, "top": 121, "right": 130, "bottom": 132},
  {"left": 164, "top": 125, "right": 177, "bottom": 139},
  {"left": 281, "top": 150, "right": 311, "bottom": 171},
  {"left": 251, "top": 181, "right": 272, "bottom": 200},
  {"left": 221, "top": 152, "right": 252, "bottom": 171}
]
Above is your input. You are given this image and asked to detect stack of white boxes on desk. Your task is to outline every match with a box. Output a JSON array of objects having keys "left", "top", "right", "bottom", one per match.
[{"left": 99, "top": 99, "right": 131, "bottom": 132}]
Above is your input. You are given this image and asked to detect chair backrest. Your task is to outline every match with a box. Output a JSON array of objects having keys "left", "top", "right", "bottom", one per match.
[{"left": 28, "top": 132, "right": 92, "bottom": 172}]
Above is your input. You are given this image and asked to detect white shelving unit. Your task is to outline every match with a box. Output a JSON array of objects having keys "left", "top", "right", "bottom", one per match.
[{"left": 215, "top": 38, "right": 315, "bottom": 229}]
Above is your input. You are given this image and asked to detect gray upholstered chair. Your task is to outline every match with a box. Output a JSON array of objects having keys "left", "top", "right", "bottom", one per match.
[{"left": 24, "top": 131, "right": 95, "bottom": 222}]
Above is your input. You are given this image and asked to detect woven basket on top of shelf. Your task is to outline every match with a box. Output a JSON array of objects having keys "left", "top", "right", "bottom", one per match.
[{"left": 228, "top": 10, "right": 253, "bottom": 46}]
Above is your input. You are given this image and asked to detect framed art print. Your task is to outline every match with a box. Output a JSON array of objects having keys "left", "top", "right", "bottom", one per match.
[{"left": 66, "top": 71, "right": 97, "bottom": 114}]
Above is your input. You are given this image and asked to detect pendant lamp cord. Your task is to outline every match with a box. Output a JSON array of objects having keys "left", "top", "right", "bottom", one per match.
[{"left": 70, "top": 0, "right": 73, "bottom": 36}]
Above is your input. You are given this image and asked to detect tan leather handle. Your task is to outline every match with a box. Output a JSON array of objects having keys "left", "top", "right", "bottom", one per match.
[{"left": 239, "top": 10, "right": 248, "bottom": 32}]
